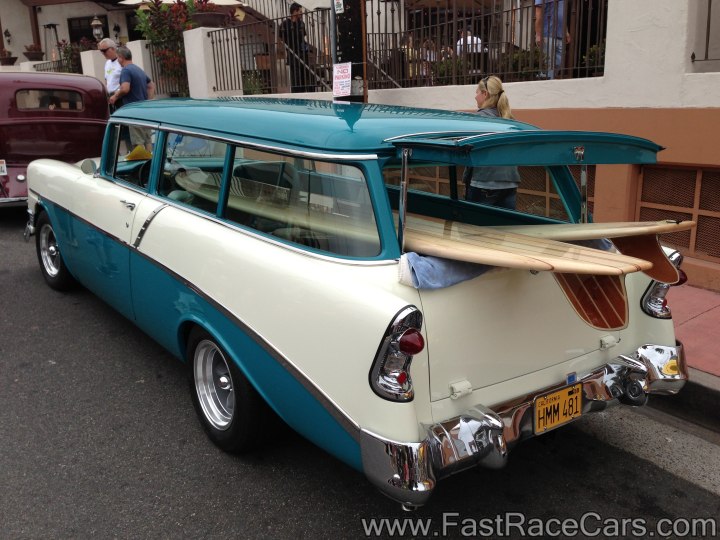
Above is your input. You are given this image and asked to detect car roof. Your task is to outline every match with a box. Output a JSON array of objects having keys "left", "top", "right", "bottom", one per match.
[
  {"left": 111, "top": 97, "right": 538, "bottom": 154},
  {"left": 0, "top": 71, "right": 106, "bottom": 93}
]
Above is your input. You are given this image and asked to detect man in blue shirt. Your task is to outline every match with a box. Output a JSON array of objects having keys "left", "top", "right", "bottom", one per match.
[
  {"left": 109, "top": 47, "right": 155, "bottom": 150},
  {"left": 534, "top": 0, "right": 571, "bottom": 79}
]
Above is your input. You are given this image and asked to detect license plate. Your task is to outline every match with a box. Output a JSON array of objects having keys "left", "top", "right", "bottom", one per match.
[{"left": 534, "top": 383, "right": 582, "bottom": 434}]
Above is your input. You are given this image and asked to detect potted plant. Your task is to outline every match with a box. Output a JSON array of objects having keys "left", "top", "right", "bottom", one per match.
[
  {"left": 23, "top": 43, "right": 45, "bottom": 61},
  {"left": 583, "top": 40, "right": 605, "bottom": 76},
  {"left": 190, "top": 0, "right": 228, "bottom": 28},
  {"left": 0, "top": 48, "right": 17, "bottom": 66}
]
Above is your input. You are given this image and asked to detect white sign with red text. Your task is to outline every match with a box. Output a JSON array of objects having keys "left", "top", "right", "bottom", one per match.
[{"left": 333, "top": 62, "right": 352, "bottom": 97}]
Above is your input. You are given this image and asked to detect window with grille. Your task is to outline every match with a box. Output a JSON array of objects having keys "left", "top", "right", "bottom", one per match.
[{"left": 639, "top": 166, "right": 720, "bottom": 262}]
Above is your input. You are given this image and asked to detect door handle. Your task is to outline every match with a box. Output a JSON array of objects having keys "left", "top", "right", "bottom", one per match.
[{"left": 120, "top": 200, "right": 136, "bottom": 210}]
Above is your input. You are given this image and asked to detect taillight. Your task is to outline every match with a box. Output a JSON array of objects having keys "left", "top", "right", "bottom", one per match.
[
  {"left": 369, "top": 307, "right": 424, "bottom": 402},
  {"left": 641, "top": 250, "right": 684, "bottom": 319}
]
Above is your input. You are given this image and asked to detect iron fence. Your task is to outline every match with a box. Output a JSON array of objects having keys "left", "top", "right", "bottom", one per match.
[
  {"left": 33, "top": 58, "right": 81, "bottom": 74},
  {"left": 146, "top": 39, "right": 190, "bottom": 97},
  {"left": 210, "top": 0, "right": 607, "bottom": 94},
  {"left": 209, "top": 10, "right": 332, "bottom": 94}
]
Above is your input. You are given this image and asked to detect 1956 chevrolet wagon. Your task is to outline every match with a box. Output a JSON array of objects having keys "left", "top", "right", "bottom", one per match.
[{"left": 25, "top": 98, "right": 693, "bottom": 508}]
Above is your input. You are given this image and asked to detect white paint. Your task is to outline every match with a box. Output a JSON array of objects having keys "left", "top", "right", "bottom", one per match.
[{"left": 183, "top": 27, "right": 238, "bottom": 98}]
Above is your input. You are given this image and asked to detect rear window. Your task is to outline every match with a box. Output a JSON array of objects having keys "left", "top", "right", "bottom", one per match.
[
  {"left": 383, "top": 163, "right": 578, "bottom": 222},
  {"left": 15, "top": 89, "right": 84, "bottom": 111}
]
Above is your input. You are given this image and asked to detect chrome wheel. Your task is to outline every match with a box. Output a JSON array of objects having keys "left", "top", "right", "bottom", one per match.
[
  {"left": 194, "top": 339, "right": 235, "bottom": 430},
  {"left": 39, "top": 222, "right": 61, "bottom": 278}
]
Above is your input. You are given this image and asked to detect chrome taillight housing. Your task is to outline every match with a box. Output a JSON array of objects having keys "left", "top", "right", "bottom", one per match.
[
  {"left": 641, "top": 250, "right": 687, "bottom": 318},
  {"left": 370, "top": 306, "right": 424, "bottom": 402}
]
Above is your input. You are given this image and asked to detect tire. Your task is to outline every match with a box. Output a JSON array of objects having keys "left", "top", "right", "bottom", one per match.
[
  {"left": 35, "top": 211, "right": 75, "bottom": 291},
  {"left": 188, "top": 327, "right": 266, "bottom": 453}
]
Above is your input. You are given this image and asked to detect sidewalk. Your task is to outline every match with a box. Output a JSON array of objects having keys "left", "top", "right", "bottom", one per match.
[
  {"left": 650, "top": 284, "right": 720, "bottom": 433},
  {"left": 668, "top": 284, "right": 720, "bottom": 378}
]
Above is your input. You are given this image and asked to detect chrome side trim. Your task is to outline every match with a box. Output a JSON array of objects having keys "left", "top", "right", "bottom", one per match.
[
  {"left": 143, "top": 193, "right": 395, "bottom": 267},
  {"left": 361, "top": 342, "right": 687, "bottom": 506},
  {"left": 133, "top": 203, "right": 168, "bottom": 248}
]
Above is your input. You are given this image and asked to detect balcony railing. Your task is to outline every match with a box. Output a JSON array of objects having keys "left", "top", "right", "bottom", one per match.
[
  {"left": 33, "top": 58, "right": 81, "bottom": 74},
  {"left": 209, "top": 0, "right": 607, "bottom": 94}
]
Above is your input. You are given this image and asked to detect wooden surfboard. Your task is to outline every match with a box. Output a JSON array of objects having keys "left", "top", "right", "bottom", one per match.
[
  {"left": 403, "top": 216, "right": 653, "bottom": 275},
  {"left": 491, "top": 219, "right": 694, "bottom": 283},
  {"left": 491, "top": 220, "right": 695, "bottom": 241}
]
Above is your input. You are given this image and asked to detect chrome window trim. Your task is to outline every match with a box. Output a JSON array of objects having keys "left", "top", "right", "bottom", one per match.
[
  {"left": 383, "top": 130, "right": 502, "bottom": 143},
  {"left": 128, "top": 123, "right": 378, "bottom": 161},
  {"left": 110, "top": 120, "right": 161, "bottom": 130}
]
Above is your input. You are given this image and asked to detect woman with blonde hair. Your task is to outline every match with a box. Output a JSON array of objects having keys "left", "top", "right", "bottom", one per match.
[{"left": 463, "top": 75, "right": 520, "bottom": 209}]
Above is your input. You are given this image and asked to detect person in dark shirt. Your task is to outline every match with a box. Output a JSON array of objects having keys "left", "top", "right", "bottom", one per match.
[
  {"left": 109, "top": 47, "right": 156, "bottom": 151},
  {"left": 280, "top": 2, "right": 311, "bottom": 93}
]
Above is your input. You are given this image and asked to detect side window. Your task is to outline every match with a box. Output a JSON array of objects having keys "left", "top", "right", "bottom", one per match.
[
  {"left": 15, "top": 89, "right": 83, "bottom": 111},
  {"left": 112, "top": 124, "right": 157, "bottom": 188},
  {"left": 158, "top": 132, "right": 228, "bottom": 215},
  {"left": 223, "top": 147, "right": 381, "bottom": 257}
]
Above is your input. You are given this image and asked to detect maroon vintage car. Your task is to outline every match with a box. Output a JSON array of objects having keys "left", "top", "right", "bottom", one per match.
[{"left": 0, "top": 71, "right": 108, "bottom": 206}]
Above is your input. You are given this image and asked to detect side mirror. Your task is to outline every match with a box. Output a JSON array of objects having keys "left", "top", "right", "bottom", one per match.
[{"left": 80, "top": 159, "right": 98, "bottom": 175}]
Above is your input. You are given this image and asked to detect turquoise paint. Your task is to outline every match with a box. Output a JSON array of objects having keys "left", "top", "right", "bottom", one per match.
[
  {"left": 40, "top": 201, "right": 135, "bottom": 318},
  {"left": 112, "top": 98, "right": 532, "bottom": 155},
  {"left": 392, "top": 131, "right": 661, "bottom": 166},
  {"left": 129, "top": 250, "right": 363, "bottom": 471}
]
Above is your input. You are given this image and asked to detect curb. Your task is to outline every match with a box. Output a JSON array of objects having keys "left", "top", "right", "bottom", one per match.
[{"left": 648, "top": 368, "right": 720, "bottom": 434}]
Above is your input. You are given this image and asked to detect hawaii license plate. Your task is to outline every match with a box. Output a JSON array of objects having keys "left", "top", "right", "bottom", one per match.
[{"left": 534, "top": 383, "right": 583, "bottom": 435}]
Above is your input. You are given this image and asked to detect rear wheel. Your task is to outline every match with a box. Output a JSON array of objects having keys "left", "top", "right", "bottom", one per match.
[
  {"left": 188, "top": 327, "right": 266, "bottom": 452},
  {"left": 35, "top": 211, "right": 75, "bottom": 291}
]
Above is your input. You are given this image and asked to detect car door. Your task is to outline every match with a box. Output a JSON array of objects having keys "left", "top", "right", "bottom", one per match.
[{"left": 63, "top": 123, "right": 157, "bottom": 320}]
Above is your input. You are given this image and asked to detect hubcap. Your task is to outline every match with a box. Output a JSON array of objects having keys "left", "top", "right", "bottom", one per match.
[
  {"left": 194, "top": 339, "right": 235, "bottom": 430},
  {"left": 39, "top": 224, "right": 60, "bottom": 278}
]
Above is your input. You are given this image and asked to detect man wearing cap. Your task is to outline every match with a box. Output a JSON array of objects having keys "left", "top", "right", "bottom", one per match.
[{"left": 98, "top": 38, "right": 122, "bottom": 111}]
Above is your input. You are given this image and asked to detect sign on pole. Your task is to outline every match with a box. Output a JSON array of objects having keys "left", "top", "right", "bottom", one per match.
[{"left": 333, "top": 62, "right": 352, "bottom": 97}]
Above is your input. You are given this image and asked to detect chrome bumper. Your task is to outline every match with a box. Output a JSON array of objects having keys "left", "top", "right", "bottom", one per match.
[
  {"left": 24, "top": 208, "right": 35, "bottom": 241},
  {"left": 0, "top": 196, "right": 27, "bottom": 208},
  {"left": 360, "top": 342, "right": 686, "bottom": 508}
]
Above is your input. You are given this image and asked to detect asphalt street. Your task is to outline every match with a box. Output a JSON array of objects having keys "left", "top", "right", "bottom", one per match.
[{"left": 1, "top": 207, "right": 719, "bottom": 539}]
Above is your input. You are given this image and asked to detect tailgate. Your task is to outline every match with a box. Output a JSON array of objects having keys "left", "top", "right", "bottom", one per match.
[{"left": 420, "top": 268, "right": 621, "bottom": 401}]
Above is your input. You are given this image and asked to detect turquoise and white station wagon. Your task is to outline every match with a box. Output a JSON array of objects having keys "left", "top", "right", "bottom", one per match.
[{"left": 25, "top": 98, "right": 693, "bottom": 508}]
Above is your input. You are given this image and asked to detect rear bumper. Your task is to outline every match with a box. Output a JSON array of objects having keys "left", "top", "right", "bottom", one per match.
[{"left": 360, "top": 342, "right": 687, "bottom": 507}]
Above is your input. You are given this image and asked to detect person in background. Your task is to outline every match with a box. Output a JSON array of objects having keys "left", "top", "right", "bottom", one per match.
[
  {"left": 535, "top": 0, "right": 571, "bottom": 79},
  {"left": 109, "top": 47, "right": 155, "bottom": 151},
  {"left": 280, "top": 2, "right": 311, "bottom": 93},
  {"left": 463, "top": 76, "right": 520, "bottom": 210},
  {"left": 99, "top": 38, "right": 122, "bottom": 112},
  {"left": 456, "top": 27, "right": 482, "bottom": 56}
]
